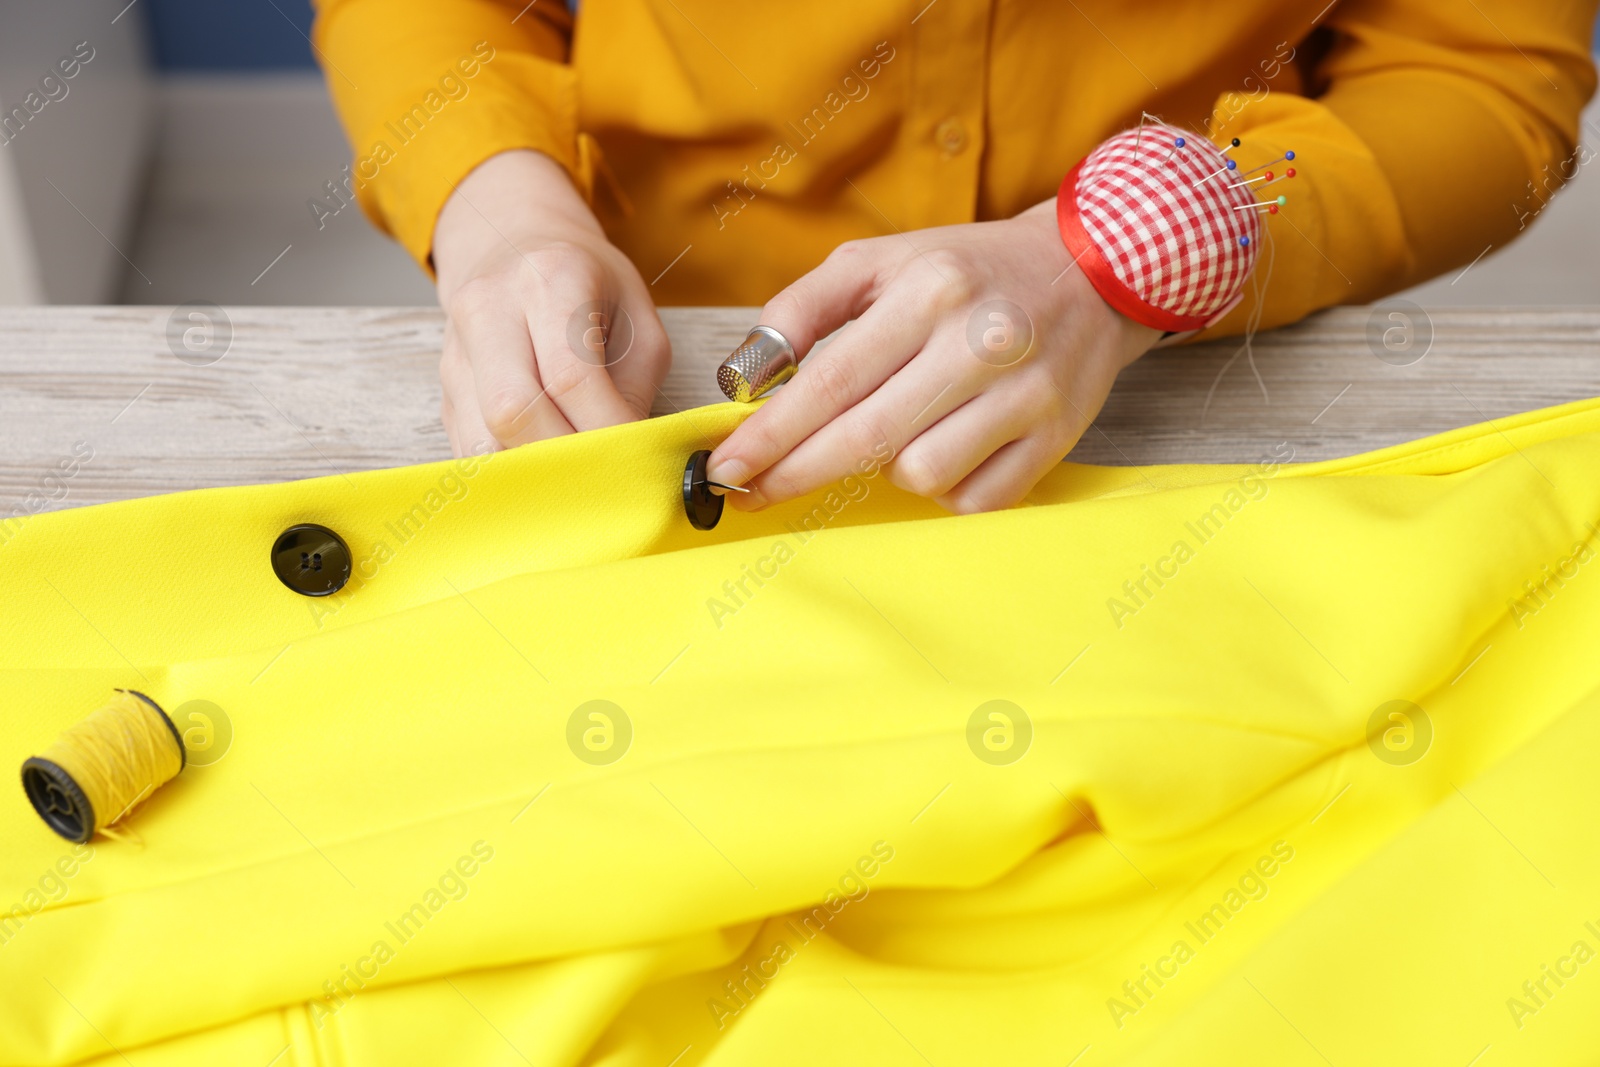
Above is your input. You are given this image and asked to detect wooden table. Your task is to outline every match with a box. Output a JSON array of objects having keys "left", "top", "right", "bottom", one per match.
[{"left": 2, "top": 306, "right": 1597, "bottom": 510}]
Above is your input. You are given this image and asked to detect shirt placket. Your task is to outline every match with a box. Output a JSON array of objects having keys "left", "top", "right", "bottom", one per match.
[{"left": 903, "top": 0, "right": 994, "bottom": 228}]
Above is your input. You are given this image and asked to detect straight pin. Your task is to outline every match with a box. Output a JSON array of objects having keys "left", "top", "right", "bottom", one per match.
[
  {"left": 1219, "top": 137, "right": 1242, "bottom": 156},
  {"left": 1133, "top": 110, "right": 1163, "bottom": 151},
  {"left": 1240, "top": 150, "right": 1295, "bottom": 177},
  {"left": 1196, "top": 159, "right": 1238, "bottom": 185},
  {"left": 1163, "top": 136, "right": 1188, "bottom": 162},
  {"left": 1234, "top": 195, "right": 1287, "bottom": 212},
  {"left": 1260, "top": 167, "right": 1297, "bottom": 188}
]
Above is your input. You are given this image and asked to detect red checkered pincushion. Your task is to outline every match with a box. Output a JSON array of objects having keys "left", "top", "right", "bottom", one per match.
[{"left": 1057, "top": 124, "right": 1261, "bottom": 333}]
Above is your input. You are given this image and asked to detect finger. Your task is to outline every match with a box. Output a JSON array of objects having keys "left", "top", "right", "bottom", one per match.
[
  {"left": 442, "top": 397, "right": 459, "bottom": 458},
  {"left": 733, "top": 342, "right": 986, "bottom": 510},
  {"left": 937, "top": 433, "right": 1070, "bottom": 514},
  {"left": 440, "top": 356, "right": 459, "bottom": 458},
  {"left": 886, "top": 388, "right": 1039, "bottom": 500},
  {"left": 440, "top": 339, "right": 501, "bottom": 458},
  {"left": 757, "top": 239, "right": 889, "bottom": 355},
  {"left": 452, "top": 288, "right": 574, "bottom": 447},
  {"left": 710, "top": 284, "right": 933, "bottom": 491},
  {"left": 706, "top": 240, "right": 892, "bottom": 486},
  {"left": 531, "top": 283, "right": 653, "bottom": 432},
  {"left": 604, "top": 294, "right": 673, "bottom": 419}
]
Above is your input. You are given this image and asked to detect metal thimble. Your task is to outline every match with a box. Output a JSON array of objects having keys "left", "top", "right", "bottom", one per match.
[{"left": 717, "top": 326, "right": 797, "bottom": 403}]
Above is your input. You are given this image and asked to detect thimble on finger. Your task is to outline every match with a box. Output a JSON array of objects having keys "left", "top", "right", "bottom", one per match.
[{"left": 717, "top": 326, "right": 797, "bottom": 403}]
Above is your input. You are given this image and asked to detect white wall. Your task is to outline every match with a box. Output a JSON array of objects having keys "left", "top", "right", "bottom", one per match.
[
  {"left": 119, "top": 73, "right": 434, "bottom": 307},
  {"left": 0, "top": 2, "right": 153, "bottom": 304}
]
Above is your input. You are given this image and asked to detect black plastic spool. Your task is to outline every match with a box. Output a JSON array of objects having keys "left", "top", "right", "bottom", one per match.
[
  {"left": 683, "top": 450, "right": 725, "bottom": 531},
  {"left": 21, "top": 690, "right": 186, "bottom": 843}
]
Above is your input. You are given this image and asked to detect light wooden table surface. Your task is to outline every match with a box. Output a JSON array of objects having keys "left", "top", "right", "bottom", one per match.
[{"left": 2, "top": 305, "right": 1597, "bottom": 510}]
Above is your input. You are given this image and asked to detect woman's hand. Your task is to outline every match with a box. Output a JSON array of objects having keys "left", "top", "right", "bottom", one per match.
[
  {"left": 432, "top": 150, "right": 671, "bottom": 456},
  {"left": 706, "top": 200, "right": 1161, "bottom": 513}
]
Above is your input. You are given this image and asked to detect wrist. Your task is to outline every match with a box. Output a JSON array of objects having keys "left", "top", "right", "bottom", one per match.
[
  {"left": 1052, "top": 124, "right": 1263, "bottom": 336},
  {"left": 1022, "top": 198, "right": 1159, "bottom": 370},
  {"left": 433, "top": 149, "right": 604, "bottom": 297},
  {"left": 1115, "top": 314, "right": 1163, "bottom": 370}
]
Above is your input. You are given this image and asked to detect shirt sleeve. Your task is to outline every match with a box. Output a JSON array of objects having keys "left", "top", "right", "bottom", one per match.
[
  {"left": 311, "top": 0, "right": 586, "bottom": 273},
  {"left": 1199, "top": 0, "right": 1597, "bottom": 339}
]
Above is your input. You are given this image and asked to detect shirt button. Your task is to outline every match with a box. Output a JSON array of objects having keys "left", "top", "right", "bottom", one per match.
[
  {"left": 272, "top": 524, "right": 352, "bottom": 596},
  {"left": 935, "top": 118, "right": 968, "bottom": 157},
  {"left": 682, "top": 450, "right": 725, "bottom": 530}
]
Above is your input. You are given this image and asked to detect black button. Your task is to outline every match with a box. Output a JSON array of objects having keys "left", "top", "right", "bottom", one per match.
[
  {"left": 683, "top": 450, "right": 724, "bottom": 530},
  {"left": 271, "top": 524, "right": 352, "bottom": 596}
]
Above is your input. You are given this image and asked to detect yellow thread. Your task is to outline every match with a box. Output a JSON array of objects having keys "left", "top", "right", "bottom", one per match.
[{"left": 30, "top": 690, "right": 183, "bottom": 839}]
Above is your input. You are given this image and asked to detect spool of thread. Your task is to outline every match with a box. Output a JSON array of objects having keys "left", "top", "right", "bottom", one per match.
[{"left": 21, "top": 689, "right": 186, "bottom": 843}]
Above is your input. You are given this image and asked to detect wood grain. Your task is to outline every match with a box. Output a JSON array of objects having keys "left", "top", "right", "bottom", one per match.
[{"left": 1, "top": 305, "right": 1596, "bottom": 512}]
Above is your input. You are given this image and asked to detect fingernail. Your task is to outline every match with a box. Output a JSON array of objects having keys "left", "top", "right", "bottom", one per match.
[
  {"left": 731, "top": 484, "right": 767, "bottom": 510},
  {"left": 708, "top": 456, "right": 746, "bottom": 487}
]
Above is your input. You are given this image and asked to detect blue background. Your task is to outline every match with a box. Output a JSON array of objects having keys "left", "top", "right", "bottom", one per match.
[
  {"left": 146, "top": 0, "right": 317, "bottom": 70},
  {"left": 146, "top": 0, "right": 1597, "bottom": 70}
]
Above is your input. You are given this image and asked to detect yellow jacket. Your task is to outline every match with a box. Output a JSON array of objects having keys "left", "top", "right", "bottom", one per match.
[
  {"left": 313, "top": 0, "right": 1595, "bottom": 333},
  {"left": 4, "top": 397, "right": 1600, "bottom": 1064}
]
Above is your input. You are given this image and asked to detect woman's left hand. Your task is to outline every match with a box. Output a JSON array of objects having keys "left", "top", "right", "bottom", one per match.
[{"left": 706, "top": 199, "right": 1162, "bottom": 514}]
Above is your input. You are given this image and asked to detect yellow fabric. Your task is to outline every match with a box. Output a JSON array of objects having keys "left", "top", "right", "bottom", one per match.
[
  {"left": 4, "top": 398, "right": 1600, "bottom": 1065},
  {"left": 310, "top": 0, "right": 1597, "bottom": 331}
]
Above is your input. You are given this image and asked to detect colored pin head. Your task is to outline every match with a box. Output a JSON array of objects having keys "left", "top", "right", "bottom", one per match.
[
  {"left": 1239, "top": 236, "right": 1251, "bottom": 246},
  {"left": 1233, "top": 194, "right": 1288, "bottom": 213},
  {"left": 1242, "top": 152, "right": 1295, "bottom": 178},
  {"left": 1198, "top": 157, "right": 1242, "bottom": 185},
  {"left": 1175, "top": 137, "right": 1186, "bottom": 148}
]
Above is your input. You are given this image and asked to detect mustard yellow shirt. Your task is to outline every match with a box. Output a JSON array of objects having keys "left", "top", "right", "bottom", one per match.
[{"left": 312, "top": 0, "right": 1596, "bottom": 335}]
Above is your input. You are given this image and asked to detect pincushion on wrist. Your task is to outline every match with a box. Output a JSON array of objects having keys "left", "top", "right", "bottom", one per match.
[{"left": 1056, "top": 123, "right": 1264, "bottom": 335}]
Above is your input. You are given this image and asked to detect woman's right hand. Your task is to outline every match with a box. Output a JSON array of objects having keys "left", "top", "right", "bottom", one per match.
[{"left": 431, "top": 149, "right": 671, "bottom": 457}]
